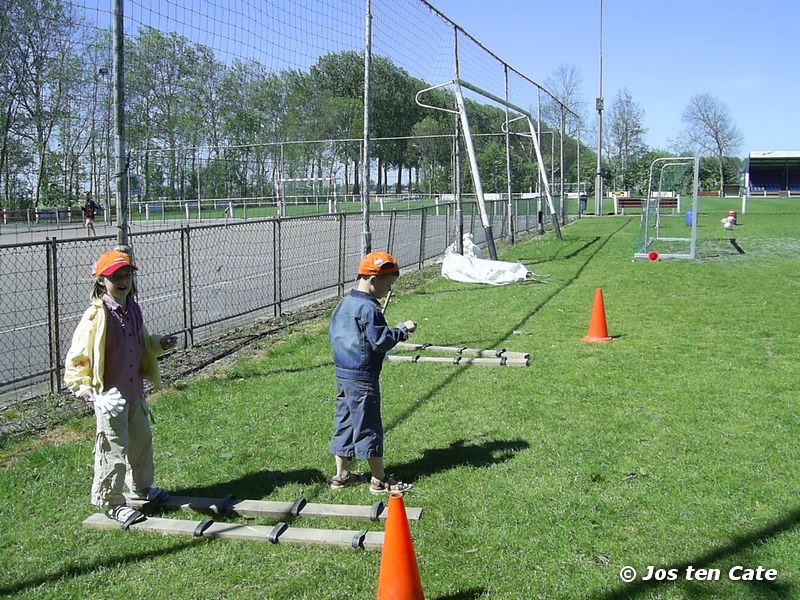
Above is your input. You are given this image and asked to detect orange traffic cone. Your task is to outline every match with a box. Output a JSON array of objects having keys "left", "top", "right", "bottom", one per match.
[
  {"left": 376, "top": 493, "right": 424, "bottom": 600},
  {"left": 581, "top": 288, "right": 613, "bottom": 343}
]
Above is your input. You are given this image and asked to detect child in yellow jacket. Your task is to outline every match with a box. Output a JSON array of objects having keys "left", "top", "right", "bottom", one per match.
[{"left": 64, "top": 250, "right": 177, "bottom": 528}]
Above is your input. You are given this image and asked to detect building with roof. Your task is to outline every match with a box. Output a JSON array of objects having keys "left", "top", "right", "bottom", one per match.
[{"left": 745, "top": 151, "right": 800, "bottom": 196}]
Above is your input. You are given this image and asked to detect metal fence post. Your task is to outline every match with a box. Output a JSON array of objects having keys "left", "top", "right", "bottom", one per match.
[
  {"left": 274, "top": 219, "right": 282, "bottom": 316},
  {"left": 444, "top": 202, "right": 450, "bottom": 253},
  {"left": 418, "top": 207, "right": 426, "bottom": 268},
  {"left": 388, "top": 210, "right": 396, "bottom": 255},
  {"left": 46, "top": 238, "right": 55, "bottom": 395},
  {"left": 180, "top": 227, "right": 190, "bottom": 348},
  {"left": 183, "top": 226, "right": 194, "bottom": 348},
  {"left": 51, "top": 239, "right": 61, "bottom": 393},
  {"left": 526, "top": 197, "right": 530, "bottom": 232},
  {"left": 338, "top": 213, "right": 346, "bottom": 296}
]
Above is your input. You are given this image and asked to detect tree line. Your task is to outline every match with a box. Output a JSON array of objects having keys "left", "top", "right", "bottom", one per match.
[
  {"left": 1, "top": 0, "right": 742, "bottom": 211},
  {"left": 604, "top": 88, "right": 742, "bottom": 195},
  {"left": 0, "top": 0, "right": 589, "bottom": 210}
]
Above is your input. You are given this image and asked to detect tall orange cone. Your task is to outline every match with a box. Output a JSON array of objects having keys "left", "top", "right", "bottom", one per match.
[
  {"left": 376, "top": 493, "right": 424, "bottom": 600},
  {"left": 581, "top": 288, "right": 613, "bottom": 343}
]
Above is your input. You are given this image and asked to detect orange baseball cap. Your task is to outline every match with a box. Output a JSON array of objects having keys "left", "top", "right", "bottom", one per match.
[
  {"left": 357, "top": 251, "right": 399, "bottom": 276},
  {"left": 94, "top": 250, "right": 136, "bottom": 276}
]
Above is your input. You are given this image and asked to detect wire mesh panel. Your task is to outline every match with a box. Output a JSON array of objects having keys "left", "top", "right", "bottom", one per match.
[
  {"left": 0, "top": 243, "right": 52, "bottom": 402},
  {"left": 185, "top": 220, "right": 277, "bottom": 333},
  {"left": 386, "top": 210, "right": 424, "bottom": 269},
  {"left": 490, "top": 201, "right": 508, "bottom": 239},
  {"left": 342, "top": 214, "right": 364, "bottom": 285},
  {"left": 365, "top": 212, "right": 393, "bottom": 254},
  {"left": 423, "top": 208, "right": 448, "bottom": 262},
  {"left": 515, "top": 198, "right": 534, "bottom": 235},
  {"left": 279, "top": 216, "right": 341, "bottom": 306},
  {"left": 125, "top": 228, "right": 186, "bottom": 339}
]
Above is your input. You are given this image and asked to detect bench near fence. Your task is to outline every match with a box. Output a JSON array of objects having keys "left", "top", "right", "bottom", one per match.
[{"left": 614, "top": 196, "right": 680, "bottom": 215}]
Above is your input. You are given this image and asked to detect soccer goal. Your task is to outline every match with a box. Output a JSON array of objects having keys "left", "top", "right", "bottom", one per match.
[
  {"left": 634, "top": 156, "right": 699, "bottom": 260},
  {"left": 276, "top": 176, "right": 340, "bottom": 217}
]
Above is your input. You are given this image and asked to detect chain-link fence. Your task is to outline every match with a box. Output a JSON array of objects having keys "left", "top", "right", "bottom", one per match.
[{"left": 0, "top": 198, "right": 558, "bottom": 407}]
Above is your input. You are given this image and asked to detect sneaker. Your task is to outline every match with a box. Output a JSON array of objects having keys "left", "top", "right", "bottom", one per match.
[
  {"left": 369, "top": 475, "right": 413, "bottom": 495},
  {"left": 329, "top": 472, "right": 363, "bottom": 490},
  {"left": 105, "top": 505, "right": 147, "bottom": 528}
]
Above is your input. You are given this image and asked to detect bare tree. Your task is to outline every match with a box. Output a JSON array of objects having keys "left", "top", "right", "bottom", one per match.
[
  {"left": 607, "top": 88, "right": 646, "bottom": 191},
  {"left": 681, "top": 93, "right": 742, "bottom": 194},
  {"left": 544, "top": 64, "right": 586, "bottom": 129}
]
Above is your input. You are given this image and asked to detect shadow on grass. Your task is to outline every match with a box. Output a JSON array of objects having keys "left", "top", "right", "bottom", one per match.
[
  {"left": 392, "top": 438, "right": 529, "bottom": 481},
  {"left": 0, "top": 539, "right": 201, "bottom": 596},
  {"left": 226, "top": 361, "right": 333, "bottom": 379},
  {"left": 169, "top": 467, "right": 326, "bottom": 500},
  {"left": 385, "top": 220, "right": 632, "bottom": 435},
  {"left": 594, "top": 508, "right": 800, "bottom": 599},
  {"left": 516, "top": 235, "right": 603, "bottom": 265},
  {"left": 730, "top": 238, "right": 745, "bottom": 254},
  {"left": 432, "top": 588, "right": 489, "bottom": 599}
]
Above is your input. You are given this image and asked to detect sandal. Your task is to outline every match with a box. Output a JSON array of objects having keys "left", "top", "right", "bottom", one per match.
[
  {"left": 130, "top": 486, "right": 170, "bottom": 505},
  {"left": 369, "top": 475, "right": 413, "bottom": 495},
  {"left": 329, "top": 472, "right": 363, "bottom": 490},
  {"left": 106, "top": 505, "right": 147, "bottom": 530}
]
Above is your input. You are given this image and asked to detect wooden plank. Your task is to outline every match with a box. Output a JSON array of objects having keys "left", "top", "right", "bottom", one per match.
[
  {"left": 387, "top": 355, "right": 528, "bottom": 367},
  {"left": 82, "top": 514, "right": 384, "bottom": 550},
  {"left": 124, "top": 495, "right": 422, "bottom": 523},
  {"left": 395, "top": 341, "right": 529, "bottom": 360}
]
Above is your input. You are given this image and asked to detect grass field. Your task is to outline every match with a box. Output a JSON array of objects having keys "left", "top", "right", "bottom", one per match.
[{"left": 1, "top": 197, "right": 799, "bottom": 599}]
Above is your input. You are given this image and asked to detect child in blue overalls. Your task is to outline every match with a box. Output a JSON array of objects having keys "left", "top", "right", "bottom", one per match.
[{"left": 328, "top": 251, "right": 416, "bottom": 494}]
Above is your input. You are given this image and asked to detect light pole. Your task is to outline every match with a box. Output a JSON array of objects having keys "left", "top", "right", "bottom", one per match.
[
  {"left": 595, "top": 0, "right": 604, "bottom": 215},
  {"left": 99, "top": 67, "right": 111, "bottom": 224}
]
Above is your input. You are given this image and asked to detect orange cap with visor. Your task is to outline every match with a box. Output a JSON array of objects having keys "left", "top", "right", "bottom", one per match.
[
  {"left": 357, "top": 251, "right": 399, "bottom": 277},
  {"left": 94, "top": 250, "right": 137, "bottom": 277}
]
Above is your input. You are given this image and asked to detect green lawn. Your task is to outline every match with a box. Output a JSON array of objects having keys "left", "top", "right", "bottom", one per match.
[{"left": 2, "top": 197, "right": 799, "bottom": 599}]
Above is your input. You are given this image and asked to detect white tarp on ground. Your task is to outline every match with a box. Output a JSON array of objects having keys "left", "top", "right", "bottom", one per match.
[{"left": 441, "top": 234, "right": 529, "bottom": 285}]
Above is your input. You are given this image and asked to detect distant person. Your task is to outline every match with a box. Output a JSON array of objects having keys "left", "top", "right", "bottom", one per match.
[
  {"left": 82, "top": 192, "right": 101, "bottom": 237},
  {"left": 328, "top": 251, "right": 416, "bottom": 494},
  {"left": 64, "top": 250, "right": 178, "bottom": 528}
]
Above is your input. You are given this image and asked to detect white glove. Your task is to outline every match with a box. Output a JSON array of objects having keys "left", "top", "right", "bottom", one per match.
[{"left": 95, "top": 387, "right": 127, "bottom": 418}]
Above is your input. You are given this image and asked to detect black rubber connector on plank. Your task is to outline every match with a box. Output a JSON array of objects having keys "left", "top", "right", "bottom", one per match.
[
  {"left": 216, "top": 494, "right": 235, "bottom": 515},
  {"left": 352, "top": 530, "right": 368, "bottom": 549},
  {"left": 453, "top": 356, "right": 462, "bottom": 364},
  {"left": 290, "top": 497, "right": 307, "bottom": 518},
  {"left": 370, "top": 501, "right": 385, "bottom": 522},
  {"left": 495, "top": 348, "right": 506, "bottom": 357},
  {"left": 194, "top": 519, "right": 214, "bottom": 537},
  {"left": 500, "top": 356, "right": 508, "bottom": 366},
  {"left": 457, "top": 347, "right": 467, "bottom": 355},
  {"left": 268, "top": 522, "right": 288, "bottom": 544}
]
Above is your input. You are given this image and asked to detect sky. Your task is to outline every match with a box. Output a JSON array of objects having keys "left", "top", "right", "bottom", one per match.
[{"left": 428, "top": 0, "right": 799, "bottom": 156}]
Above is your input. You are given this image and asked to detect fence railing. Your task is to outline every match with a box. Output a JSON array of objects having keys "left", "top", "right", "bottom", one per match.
[{"left": 0, "top": 198, "right": 556, "bottom": 406}]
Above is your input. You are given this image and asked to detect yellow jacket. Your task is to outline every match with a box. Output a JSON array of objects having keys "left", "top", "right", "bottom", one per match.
[{"left": 64, "top": 298, "right": 165, "bottom": 398}]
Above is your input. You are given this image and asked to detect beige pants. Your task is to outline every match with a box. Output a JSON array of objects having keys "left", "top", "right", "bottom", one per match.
[{"left": 91, "top": 395, "right": 155, "bottom": 508}]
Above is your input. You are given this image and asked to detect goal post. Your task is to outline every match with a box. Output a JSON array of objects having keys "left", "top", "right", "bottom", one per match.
[
  {"left": 275, "top": 176, "right": 340, "bottom": 216},
  {"left": 415, "top": 77, "right": 565, "bottom": 260},
  {"left": 634, "top": 156, "right": 699, "bottom": 260}
]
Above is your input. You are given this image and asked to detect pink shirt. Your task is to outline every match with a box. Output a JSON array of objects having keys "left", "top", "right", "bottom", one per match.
[{"left": 102, "top": 294, "right": 145, "bottom": 401}]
